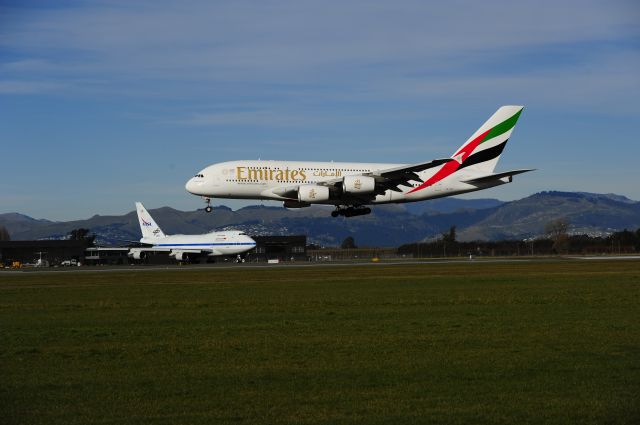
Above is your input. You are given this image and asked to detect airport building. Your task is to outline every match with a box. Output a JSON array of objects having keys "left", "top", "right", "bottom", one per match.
[
  {"left": 247, "top": 235, "right": 307, "bottom": 262},
  {"left": 0, "top": 240, "right": 91, "bottom": 266},
  {"left": 84, "top": 247, "right": 131, "bottom": 265}
]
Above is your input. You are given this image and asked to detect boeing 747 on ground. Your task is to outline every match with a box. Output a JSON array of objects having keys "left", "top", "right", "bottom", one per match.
[
  {"left": 185, "top": 106, "right": 533, "bottom": 217},
  {"left": 128, "top": 202, "right": 256, "bottom": 261}
]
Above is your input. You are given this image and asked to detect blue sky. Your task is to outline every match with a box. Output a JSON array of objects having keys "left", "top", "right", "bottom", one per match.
[{"left": 1, "top": 0, "right": 639, "bottom": 220}]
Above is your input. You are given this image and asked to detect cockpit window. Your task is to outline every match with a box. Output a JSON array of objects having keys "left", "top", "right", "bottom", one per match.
[
  {"left": 194, "top": 173, "right": 204, "bottom": 178},
  {"left": 238, "top": 232, "right": 247, "bottom": 235}
]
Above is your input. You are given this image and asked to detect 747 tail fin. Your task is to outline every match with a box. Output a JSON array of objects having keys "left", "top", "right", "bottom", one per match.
[{"left": 135, "top": 202, "right": 166, "bottom": 239}]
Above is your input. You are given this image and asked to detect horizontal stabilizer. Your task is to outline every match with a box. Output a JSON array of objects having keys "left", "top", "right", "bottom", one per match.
[{"left": 463, "top": 169, "right": 535, "bottom": 184}]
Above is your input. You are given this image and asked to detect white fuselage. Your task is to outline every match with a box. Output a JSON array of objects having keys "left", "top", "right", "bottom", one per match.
[
  {"left": 184, "top": 106, "right": 530, "bottom": 212},
  {"left": 185, "top": 160, "right": 507, "bottom": 206},
  {"left": 141, "top": 231, "right": 256, "bottom": 256}
]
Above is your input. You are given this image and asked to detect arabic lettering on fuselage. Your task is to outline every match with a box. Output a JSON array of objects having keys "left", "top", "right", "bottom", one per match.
[{"left": 312, "top": 170, "right": 341, "bottom": 178}]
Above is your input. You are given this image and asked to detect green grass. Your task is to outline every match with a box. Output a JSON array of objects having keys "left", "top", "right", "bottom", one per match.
[{"left": 1, "top": 261, "right": 639, "bottom": 424}]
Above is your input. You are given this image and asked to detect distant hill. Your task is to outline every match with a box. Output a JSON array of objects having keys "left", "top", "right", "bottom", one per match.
[
  {"left": 1, "top": 192, "right": 639, "bottom": 246},
  {"left": 404, "top": 197, "right": 504, "bottom": 215},
  {"left": 456, "top": 191, "right": 640, "bottom": 241},
  {"left": 0, "top": 203, "right": 492, "bottom": 248},
  {"left": 0, "top": 213, "right": 54, "bottom": 236}
]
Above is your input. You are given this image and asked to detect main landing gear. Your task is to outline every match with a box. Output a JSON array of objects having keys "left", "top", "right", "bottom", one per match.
[
  {"left": 204, "top": 197, "right": 213, "bottom": 213},
  {"left": 331, "top": 206, "right": 372, "bottom": 218}
]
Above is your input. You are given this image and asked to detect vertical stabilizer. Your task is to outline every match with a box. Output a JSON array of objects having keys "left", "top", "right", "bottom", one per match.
[
  {"left": 135, "top": 202, "right": 166, "bottom": 239},
  {"left": 451, "top": 105, "right": 524, "bottom": 174}
]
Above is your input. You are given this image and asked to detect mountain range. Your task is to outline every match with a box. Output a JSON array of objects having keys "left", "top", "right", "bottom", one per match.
[{"left": 1, "top": 192, "right": 639, "bottom": 247}]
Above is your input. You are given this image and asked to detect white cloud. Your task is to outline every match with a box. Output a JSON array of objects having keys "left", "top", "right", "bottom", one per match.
[
  {"left": 174, "top": 108, "right": 329, "bottom": 127},
  {"left": 2, "top": 1, "right": 638, "bottom": 80},
  {"left": 1, "top": 0, "right": 639, "bottom": 218},
  {"left": 0, "top": 0, "right": 635, "bottom": 121}
]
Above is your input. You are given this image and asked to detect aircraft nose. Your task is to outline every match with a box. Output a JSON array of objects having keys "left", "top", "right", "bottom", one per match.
[
  {"left": 185, "top": 177, "right": 204, "bottom": 195},
  {"left": 185, "top": 178, "right": 195, "bottom": 194}
]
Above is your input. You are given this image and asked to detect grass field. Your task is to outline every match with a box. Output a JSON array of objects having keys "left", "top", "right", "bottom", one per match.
[{"left": 1, "top": 260, "right": 639, "bottom": 424}]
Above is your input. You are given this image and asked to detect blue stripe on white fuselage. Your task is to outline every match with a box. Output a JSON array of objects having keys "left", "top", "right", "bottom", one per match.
[{"left": 153, "top": 242, "right": 256, "bottom": 247}]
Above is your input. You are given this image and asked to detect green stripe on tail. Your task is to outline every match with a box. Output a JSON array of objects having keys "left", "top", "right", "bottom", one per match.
[{"left": 482, "top": 108, "right": 523, "bottom": 144}]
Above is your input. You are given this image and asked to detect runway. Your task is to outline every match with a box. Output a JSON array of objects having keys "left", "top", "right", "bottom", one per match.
[{"left": 2, "top": 255, "right": 639, "bottom": 275}]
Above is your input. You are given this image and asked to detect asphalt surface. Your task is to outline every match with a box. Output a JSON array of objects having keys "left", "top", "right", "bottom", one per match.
[{"left": 2, "top": 256, "right": 639, "bottom": 275}]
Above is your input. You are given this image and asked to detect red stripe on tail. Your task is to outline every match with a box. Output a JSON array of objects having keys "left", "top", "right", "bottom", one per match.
[{"left": 408, "top": 129, "right": 490, "bottom": 194}]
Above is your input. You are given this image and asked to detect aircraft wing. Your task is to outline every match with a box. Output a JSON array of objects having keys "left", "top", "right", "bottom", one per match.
[
  {"left": 130, "top": 247, "right": 171, "bottom": 253},
  {"left": 128, "top": 247, "right": 214, "bottom": 261},
  {"left": 128, "top": 247, "right": 168, "bottom": 260},
  {"left": 128, "top": 247, "right": 207, "bottom": 255},
  {"left": 370, "top": 158, "right": 453, "bottom": 193},
  {"left": 373, "top": 158, "right": 453, "bottom": 178},
  {"left": 320, "top": 158, "right": 453, "bottom": 191},
  {"left": 170, "top": 249, "right": 204, "bottom": 254},
  {"left": 269, "top": 158, "right": 453, "bottom": 201}
]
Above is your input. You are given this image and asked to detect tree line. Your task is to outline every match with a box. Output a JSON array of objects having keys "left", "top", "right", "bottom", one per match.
[
  {"left": 0, "top": 227, "right": 96, "bottom": 244},
  {"left": 397, "top": 224, "right": 640, "bottom": 257}
]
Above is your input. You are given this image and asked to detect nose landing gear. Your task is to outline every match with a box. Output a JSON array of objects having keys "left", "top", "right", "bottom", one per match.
[
  {"left": 331, "top": 206, "right": 371, "bottom": 218},
  {"left": 204, "top": 197, "right": 213, "bottom": 213}
]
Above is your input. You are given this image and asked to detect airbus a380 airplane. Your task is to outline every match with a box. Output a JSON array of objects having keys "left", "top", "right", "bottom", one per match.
[
  {"left": 185, "top": 106, "right": 533, "bottom": 217},
  {"left": 128, "top": 202, "right": 256, "bottom": 261}
]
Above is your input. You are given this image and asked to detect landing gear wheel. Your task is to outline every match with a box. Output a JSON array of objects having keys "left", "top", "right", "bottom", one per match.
[
  {"left": 204, "top": 197, "right": 212, "bottom": 213},
  {"left": 331, "top": 205, "right": 371, "bottom": 217}
]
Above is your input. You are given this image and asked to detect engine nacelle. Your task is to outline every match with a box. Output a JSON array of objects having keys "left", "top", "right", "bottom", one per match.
[
  {"left": 128, "top": 249, "right": 146, "bottom": 260},
  {"left": 298, "top": 185, "right": 330, "bottom": 203},
  {"left": 171, "top": 250, "right": 187, "bottom": 261},
  {"left": 283, "top": 200, "right": 311, "bottom": 209},
  {"left": 342, "top": 175, "right": 375, "bottom": 194}
]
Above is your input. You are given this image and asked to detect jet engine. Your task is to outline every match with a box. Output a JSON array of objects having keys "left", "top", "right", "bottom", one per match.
[
  {"left": 342, "top": 175, "right": 375, "bottom": 194},
  {"left": 283, "top": 200, "right": 311, "bottom": 209},
  {"left": 298, "top": 184, "right": 330, "bottom": 203},
  {"left": 171, "top": 251, "right": 187, "bottom": 261},
  {"left": 128, "top": 249, "right": 146, "bottom": 260}
]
